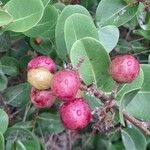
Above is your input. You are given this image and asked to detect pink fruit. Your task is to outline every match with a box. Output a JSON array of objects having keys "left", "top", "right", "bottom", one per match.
[
  {"left": 59, "top": 98, "right": 91, "bottom": 129},
  {"left": 31, "top": 88, "right": 55, "bottom": 108},
  {"left": 108, "top": 54, "right": 140, "bottom": 83},
  {"left": 51, "top": 69, "right": 81, "bottom": 101},
  {"left": 27, "top": 56, "right": 56, "bottom": 73}
]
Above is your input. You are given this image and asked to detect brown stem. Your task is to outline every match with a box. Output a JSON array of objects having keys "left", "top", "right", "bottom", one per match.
[
  {"left": 109, "top": 82, "right": 120, "bottom": 100},
  {"left": 123, "top": 112, "right": 150, "bottom": 136}
]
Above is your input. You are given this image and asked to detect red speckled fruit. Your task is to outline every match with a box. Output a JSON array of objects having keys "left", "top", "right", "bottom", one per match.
[
  {"left": 59, "top": 98, "right": 91, "bottom": 129},
  {"left": 108, "top": 54, "right": 140, "bottom": 83},
  {"left": 31, "top": 88, "right": 55, "bottom": 108},
  {"left": 51, "top": 70, "right": 81, "bottom": 101},
  {"left": 27, "top": 56, "right": 56, "bottom": 73}
]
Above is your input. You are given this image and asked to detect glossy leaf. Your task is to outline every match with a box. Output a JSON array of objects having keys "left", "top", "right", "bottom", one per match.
[
  {"left": 3, "top": 83, "right": 31, "bottom": 107},
  {"left": 0, "top": 9, "right": 13, "bottom": 26},
  {"left": 55, "top": 5, "right": 91, "bottom": 61},
  {"left": 0, "top": 109, "right": 8, "bottom": 134},
  {"left": 96, "top": 0, "right": 138, "bottom": 27},
  {"left": 64, "top": 13, "right": 99, "bottom": 54},
  {"left": 70, "top": 37, "right": 111, "bottom": 89},
  {"left": 24, "top": 5, "right": 58, "bottom": 38},
  {"left": 122, "top": 127, "right": 146, "bottom": 150},
  {"left": 3, "top": 0, "right": 44, "bottom": 32},
  {"left": 98, "top": 25, "right": 119, "bottom": 53}
]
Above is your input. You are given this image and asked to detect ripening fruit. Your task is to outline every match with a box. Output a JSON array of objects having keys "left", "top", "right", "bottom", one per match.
[
  {"left": 108, "top": 54, "right": 140, "bottom": 83},
  {"left": 51, "top": 69, "right": 81, "bottom": 101},
  {"left": 31, "top": 88, "right": 55, "bottom": 108},
  {"left": 27, "top": 56, "right": 56, "bottom": 73},
  {"left": 27, "top": 67, "right": 53, "bottom": 90},
  {"left": 59, "top": 98, "right": 91, "bottom": 129}
]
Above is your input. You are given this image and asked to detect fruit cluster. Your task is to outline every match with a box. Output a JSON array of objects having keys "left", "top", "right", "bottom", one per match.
[
  {"left": 27, "top": 54, "right": 140, "bottom": 130},
  {"left": 27, "top": 56, "right": 91, "bottom": 129}
]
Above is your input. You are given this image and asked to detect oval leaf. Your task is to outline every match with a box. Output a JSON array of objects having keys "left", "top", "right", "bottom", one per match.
[
  {"left": 64, "top": 13, "right": 99, "bottom": 54},
  {"left": 122, "top": 127, "right": 146, "bottom": 150},
  {"left": 98, "top": 25, "right": 119, "bottom": 53},
  {"left": 3, "top": 83, "right": 31, "bottom": 107},
  {"left": 125, "top": 64, "right": 150, "bottom": 120},
  {"left": 0, "top": 109, "right": 9, "bottom": 134},
  {"left": 5, "top": 127, "right": 40, "bottom": 150},
  {"left": 70, "top": 37, "right": 111, "bottom": 89},
  {"left": 24, "top": 5, "right": 58, "bottom": 38},
  {"left": 37, "top": 113, "right": 64, "bottom": 134},
  {"left": 55, "top": 4, "right": 91, "bottom": 61},
  {"left": 96, "top": 0, "right": 138, "bottom": 27},
  {"left": 0, "top": 72, "right": 7, "bottom": 92},
  {"left": 3, "top": 0, "right": 44, "bottom": 32},
  {"left": 116, "top": 68, "right": 144, "bottom": 125},
  {"left": 0, "top": 133, "right": 4, "bottom": 150}
]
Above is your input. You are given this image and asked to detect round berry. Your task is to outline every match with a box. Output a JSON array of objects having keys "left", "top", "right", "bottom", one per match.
[
  {"left": 51, "top": 70, "right": 81, "bottom": 101},
  {"left": 31, "top": 88, "right": 55, "bottom": 108},
  {"left": 59, "top": 98, "right": 91, "bottom": 129},
  {"left": 27, "top": 67, "right": 53, "bottom": 90},
  {"left": 108, "top": 54, "right": 140, "bottom": 83},
  {"left": 27, "top": 56, "right": 56, "bottom": 73}
]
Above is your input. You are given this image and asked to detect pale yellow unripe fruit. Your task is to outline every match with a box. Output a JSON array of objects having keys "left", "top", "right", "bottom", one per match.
[{"left": 27, "top": 67, "right": 53, "bottom": 90}]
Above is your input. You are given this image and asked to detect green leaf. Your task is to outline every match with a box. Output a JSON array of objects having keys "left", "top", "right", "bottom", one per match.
[
  {"left": 0, "top": 32, "right": 10, "bottom": 52},
  {"left": 96, "top": 0, "right": 138, "bottom": 27},
  {"left": 0, "top": 71, "right": 7, "bottom": 91},
  {"left": 3, "top": 0, "right": 44, "bottom": 32},
  {"left": 0, "top": 9, "right": 13, "bottom": 26},
  {"left": 122, "top": 127, "right": 146, "bottom": 150},
  {"left": 30, "top": 37, "right": 53, "bottom": 55},
  {"left": 5, "top": 127, "right": 40, "bottom": 150},
  {"left": 0, "top": 132, "right": 4, "bottom": 150},
  {"left": 125, "top": 64, "right": 150, "bottom": 120},
  {"left": 0, "top": 109, "right": 9, "bottom": 134},
  {"left": 64, "top": 13, "right": 99, "bottom": 54},
  {"left": 116, "top": 69, "right": 144, "bottom": 125},
  {"left": 37, "top": 112, "right": 64, "bottom": 134},
  {"left": 24, "top": 5, "right": 58, "bottom": 38},
  {"left": 0, "top": 56, "right": 19, "bottom": 76},
  {"left": 98, "top": 25, "right": 119, "bottom": 53},
  {"left": 3, "top": 83, "right": 31, "bottom": 107},
  {"left": 70, "top": 37, "right": 111, "bottom": 89},
  {"left": 42, "top": 0, "right": 51, "bottom": 7},
  {"left": 55, "top": 4, "right": 91, "bottom": 61}
]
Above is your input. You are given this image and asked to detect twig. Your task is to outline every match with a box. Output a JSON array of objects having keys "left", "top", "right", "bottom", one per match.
[
  {"left": 109, "top": 82, "right": 120, "bottom": 100},
  {"left": 123, "top": 112, "right": 150, "bottom": 136},
  {"left": 32, "top": 109, "right": 39, "bottom": 132},
  {"left": 80, "top": 83, "right": 110, "bottom": 103},
  {"left": 81, "top": 84, "right": 150, "bottom": 136},
  {"left": 23, "top": 102, "right": 32, "bottom": 122}
]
